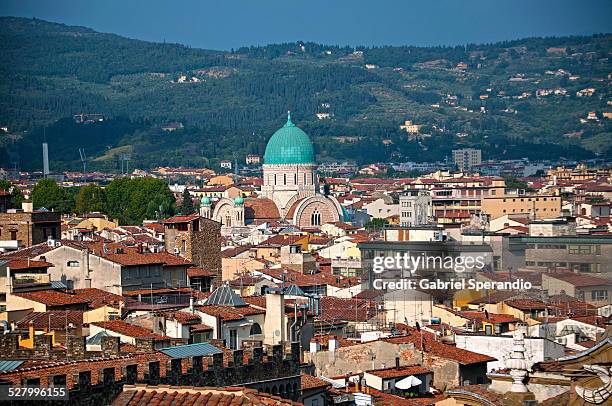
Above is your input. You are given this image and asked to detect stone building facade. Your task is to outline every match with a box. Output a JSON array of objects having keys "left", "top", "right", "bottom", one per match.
[
  {"left": 163, "top": 215, "right": 222, "bottom": 279},
  {"left": 0, "top": 206, "right": 61, "bottom": 248}
]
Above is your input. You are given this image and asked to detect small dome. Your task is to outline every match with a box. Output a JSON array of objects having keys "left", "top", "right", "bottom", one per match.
[
  {"left": 201, "top": 197, "right": 211, "bottom": 205},
  {"left": 234, "top": 196, "right": 244, "bottom": 205},
  {"left": 264, "top": 112, "right": 315, "bottom": 165}
]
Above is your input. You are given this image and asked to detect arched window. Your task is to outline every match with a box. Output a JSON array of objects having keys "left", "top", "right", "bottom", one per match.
[
  {"left": 303, "top": 173, "right": 306, "bottom": 185},
  {"left": 311, "top": 209, "right": 321, "bottom": 226},
  {"left": 283, "top": 174, "right": 287, "bottom": 185},
  {"left": 250, "top": 322, "right": 262, "bottom": 336},
  {"left": 294, "top": 173, "right": 297, "bottom": 185},
  {"left": 274, "top": 174, "right": 277, "bottom": 185}
]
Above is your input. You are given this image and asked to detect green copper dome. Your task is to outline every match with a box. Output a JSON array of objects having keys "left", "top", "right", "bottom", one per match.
[
  {"left": 234, "top": 196, "right": 244, "bottom": 205},
  {"left": 201, "top": 196, "right": 211, "bottom": 205},
  {"left": 264, "top": 112, "right": 315, "bottom": 165}
]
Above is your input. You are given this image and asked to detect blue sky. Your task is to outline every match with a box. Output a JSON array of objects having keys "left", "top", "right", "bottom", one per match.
[{"left": 2, "top": 0, "right": 611, "bottom": 50}]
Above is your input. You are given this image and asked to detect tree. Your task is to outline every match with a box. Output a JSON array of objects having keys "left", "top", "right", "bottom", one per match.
[
  {"left": 75, "top": 184, "right": 107, "bottom": 214},
  {"left": 105, "top": 177, "right": 175, "bottom": 224},
  {"left": 31, "top": 179, "right": 75, "bottom": 213},
  {"left": 0, "top": 180, "right": 25, "bottom": 208},
  {"left": 181, "top": 188, "right": 194, "bottom": 214},
  {"left": 365, "top": 218, "right": 389, "bottom": 230}
]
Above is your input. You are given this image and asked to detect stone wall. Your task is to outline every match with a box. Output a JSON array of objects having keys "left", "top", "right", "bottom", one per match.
[
  {"left": 0, "top": 333, "right": 301, "bottom": 401},
  {"left": 0, "top": 211, "right": 61, "bottom": 246}
]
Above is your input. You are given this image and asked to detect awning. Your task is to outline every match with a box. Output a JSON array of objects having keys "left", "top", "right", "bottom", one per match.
[{"left": 395, "top": 375, "right": 422, "bottom": 390}]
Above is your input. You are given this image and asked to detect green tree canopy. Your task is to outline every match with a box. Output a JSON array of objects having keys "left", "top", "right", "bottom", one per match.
[
  {"left": 75, "top": 184, "right": 107, "bottom": 214},
  {"left": 181, "top": 188, "right": 194, "bottom": 215},
  {"left": 31, "top": 179, "right": 75, "bottom": 213},
  {"left": 0, "top": 180, "right": 25, "bottom": 209},
  {"left": 105, "top": 177, "right": 175, "bottom": 224}
]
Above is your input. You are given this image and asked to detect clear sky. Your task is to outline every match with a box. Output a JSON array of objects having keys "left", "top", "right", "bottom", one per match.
[{"left": 2, "top": 0, "right": 611, "bottom": 50}]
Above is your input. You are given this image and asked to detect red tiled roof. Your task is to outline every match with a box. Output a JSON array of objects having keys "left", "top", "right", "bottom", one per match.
[
  {"left": 186, "top": 267, "right": 217, "bottom": 278},
  {"left": 13, "top": 290, "right": 90, "bottom": 307},
  {"left": 162, "top": 214, "right": 201, "bottom": 224},
  {"left": 190, "top": 323, "right": 213, "bottom": 332},
  {"left": 384, "top": 327, "right": 496, "bottom": 365},
  {"left": 91, "top": 320, "right": 169, "bottom": 341},
  {"left": 301, "top": 374, "right": 331, "bottom": 391},
  {"left": 156, "top": 311, "right": 201, "bottom": 325},
  {"left": 115, "top": 385, "right": 301, "bottom": 405},
  {"left": 319, "top": 296, "right": 376, "bottom": 322},
  {"left": 194, "top": 305, "right": 246, "bottom": 321},
  {"left": 546, "top": 272, "right": 612, "bottom": 287},
  {"left": 72, "top": 288, "right": 124, "bottom": 309},
  {"left": 504, "top": 299, "right": 548, "bottom": 311},
  {"left": 16, "top": 311, "right": 84, "bottom": 330},
  {"left": 221, "top": 245, "right": 252, "bottom": 258},
  {"left": 7, "top": 259, "right": 53, "bottom": 270},
  {"left": 244, "top": 198, "right": 280, "bottom": 220},
  {"left": 366, "top": 364, "right": 431, "bottom": 379}
]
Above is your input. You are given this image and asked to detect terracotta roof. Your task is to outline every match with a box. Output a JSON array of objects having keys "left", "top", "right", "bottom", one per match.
[
  {"left": 301, "top": 374, "right": 331, "bottom": 391},
  {"left": 319, "top": 296, "right": 376, "bottom": 322},
  {"left": 366, "top": 364, "right": 431, "bottom": 379},
  {"left": 6, "top": 259, "right": 54, "bottom": 270},
  {"left": 546, "top": 272, "right": 612, "bottom": 287},
  {"left": 195, "top": 305, "right": 247, "bottom": 321},
  {"left": 504, "top": 299, "right": 548, "bottom": 311},
  {"left": 190, "top": 323, "right": 214, "bottom": 332},
  {"left": 91, "top": 320, "right": 169, "bottom": 341},
  {"left": 244, "top": 198, "right": 280, "bottom": 220},
  {"left": 114, "top": 385, "right": 301, "bottom": 405},
  {"left": 459, "top": 311, "right": 519, "bottom": 324},
  {"left": 156, "top": 311, "right": 201, "bottom": 325},
  {"left": 0, "top": 242, "right": 55, "bottom": 261},
  {"left": 143, "top": 223, "right": 165, "bottom": 233},
  {"left": 72, "top": 288, "right": 124, "bottom": 309},
  {"left": 71, "top": 242, "right": 166, "bottom": 267},
  {"left": 162, "top": 215, "right": 200, "bottom": 224},
  {"left": 221, "top": 245, "right": 252, "bottom": 258},
  {"left": 13, "top": 290, "right": 90, "bottom": 307},
  {"left": 186, "top": 267, "right": 217, "bottom": 278},
  {"left": 16, "top": 311, "right": 83, "bottom": 330},
  {"left": 384, "top": 327, "right": 496, "bottom": 365}
]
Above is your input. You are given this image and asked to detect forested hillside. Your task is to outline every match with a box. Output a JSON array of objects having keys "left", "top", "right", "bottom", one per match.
[{"left": 0, "top": 17, "right": 610, "bottom": 171}]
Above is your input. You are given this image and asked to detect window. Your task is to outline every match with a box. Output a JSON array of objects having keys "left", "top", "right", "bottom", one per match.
[
  {"left": 78, "top": 371, "right": 91, "bottom": 387},
  {"left": 250, "top": 323, "right": 262, "bottom": 336},
  {"left": 229, "top": 329, "right": 238, "bottom": 350},
  {"left": 591, "top": 290, "right": 608, "bottom": 301},
  {"left": 10, "top": 230, "right": 17, "bottom": 240},
  {"left": 103, "top": 368, "right": 115, "bottom": 385},
  {"left": 67, "top": 261, "right": 80, "bottom": 267},
  {"left": 568, "top": 245, "right": 593, "bottom": 255},
  {"left": 52, "top": 375, "right": 66, "bottom": 387},
  {"left": 283, "top": 174, "right": 287, "bottom": 185},
  {"left": 311, "top": 209, "right": 321, "bottom": 226}
]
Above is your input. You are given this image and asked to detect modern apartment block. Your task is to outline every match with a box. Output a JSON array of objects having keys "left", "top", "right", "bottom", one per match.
[
  {"left": 452, "top": 148, "right": 482, "bottom": 172},
  {"left": 399, "top": 190, "right": 432, "bottom": 227}
]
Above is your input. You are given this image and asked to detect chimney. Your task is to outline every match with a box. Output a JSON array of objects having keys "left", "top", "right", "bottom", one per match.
[
  {"left": 309, "top": 339, "right": 320, "bottom": 353},
  {"left": 22, "top": 201, "right": 33, "bottom": 213},
  {"left": 189, "top": 296, "right": 195, "bottom": 313},
  {"left": 329, "top": 336, "right": 337, "bottom": 352}
]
